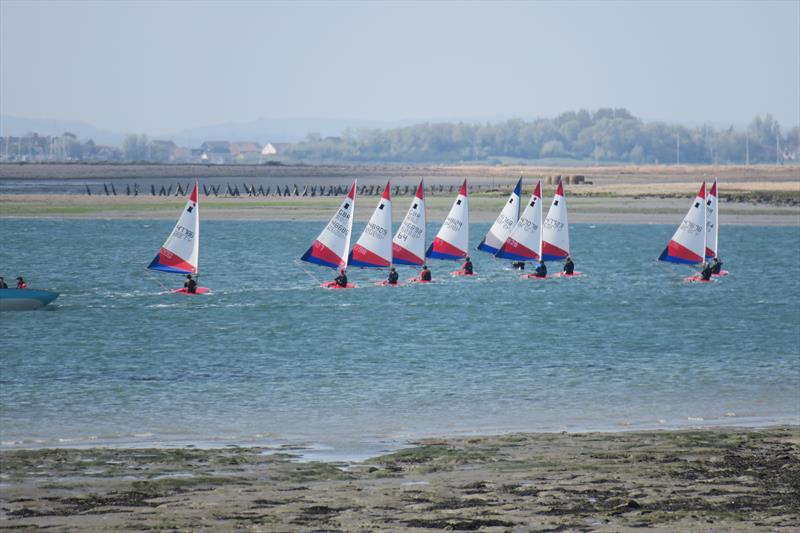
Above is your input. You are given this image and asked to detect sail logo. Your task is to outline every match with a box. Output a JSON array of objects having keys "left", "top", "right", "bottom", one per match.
[
  {"left": 517, "top": 218, "right": 539, "bottom": 233},
  {"left": 171, "top": 225, "right": 194, "bottom": 241}
]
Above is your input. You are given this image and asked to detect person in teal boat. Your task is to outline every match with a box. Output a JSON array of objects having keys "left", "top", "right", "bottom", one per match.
[
  {"left": 15, "top": 277, "right": 27, "bottom": 289},
  {"left": 0, "top": 277, "right": 8, "bottom": 289},
  {"left": 184, "top": 274, "right": 197, "bottom": 293},
  {"left": 387, "top": 267, "right": 399, "bottom": 285},
  {"left": 334, "top": 268, "right": 348, "bottom": 288},
  {"left": 534, "top": 260, "right": 547, "bottom": 278}
]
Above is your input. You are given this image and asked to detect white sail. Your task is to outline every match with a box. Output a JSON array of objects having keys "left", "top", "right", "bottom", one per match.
[
  {"left": 477, "top": 177, "right": 521, "bottom": 254},
  {"left": 495, "top": 180, "right": 543, "bottom": 261},
  {"left": 706, "top": 178, "right": 718, "bottom": 259},
  {"left": 301, "top": 180, "right": 357, "bottom": 269},
  {"left": 541, "top": 181, "right": 570, "bottom": 260},
  {"left": 426, "top": 179, "right": 469, "bottom": 260},
  {"left": 147, "top": 181, "right": 200, "bottom": 274},
  {"left": 658, "top": 182, "right": 707, "bottom": 264},
  {"left": 349, "top": 181, "right": 392, "bottom": 268},
  {"left": 392, "top": 180, "right": 427, "bottom": 265}
]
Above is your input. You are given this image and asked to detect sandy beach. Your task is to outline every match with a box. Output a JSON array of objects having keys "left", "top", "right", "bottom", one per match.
[{"left": 1, "top": 426, "right": 797, "bottom": 532}]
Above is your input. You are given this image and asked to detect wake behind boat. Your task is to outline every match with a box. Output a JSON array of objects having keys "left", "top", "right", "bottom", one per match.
[{"left": 0, "top": 288, "right": 59, "bottom": 311}]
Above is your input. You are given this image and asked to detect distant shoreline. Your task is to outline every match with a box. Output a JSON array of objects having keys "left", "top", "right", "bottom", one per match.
[
  {"left": 1, "top": 161, "right": 799, "bottom": 182},
  {"left": 1, "top": 193, "right": 798, "bottom": 225}
]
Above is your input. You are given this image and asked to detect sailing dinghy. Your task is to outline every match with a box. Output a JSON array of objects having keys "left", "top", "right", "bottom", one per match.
[
  {"left": 146, "top": 181, "right": 209, "bottom": 294},
  {"left": 301, "top": 180, "right": 357, "bottom": 288},
  {"left": 477, "top": 177, "right": 522, "bottom": 254},
  {"left": 705, "top": 178, "right": 728, "bottom": 276}
]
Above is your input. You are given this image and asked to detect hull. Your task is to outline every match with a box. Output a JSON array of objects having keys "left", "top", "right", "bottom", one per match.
[
  {"left": 321, "top": 281, "right": 356, "bottom": 289},
  {"left": 172, "top": 287, "right": 211, "bottom": 295},
  {"left": 451, "top": 270, "right": 476, "bottom": 277},
  {"left": 0, "top": 289, "right": 59, "bottom": 311}
]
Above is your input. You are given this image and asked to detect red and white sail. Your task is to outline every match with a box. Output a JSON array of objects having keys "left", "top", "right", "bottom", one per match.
[
  {"left": 349, "top": 181, "right": 393, "bottom": 268},
  {"left": 147, "top": 181, "right": 200, "bottom": 274},
  {"left": 541, "top": 181, "right": 570, "bottom": 260},
  {"left": 705, "top": 178, "right": 718, "bottom": 259},
  {"left": 392, "top": 180, "right": 427, "bottom": 266},
  {"left": 426, "top": 179, "right": 469, "bottom": 260},
  {"left": 658, "top": 182, "right": 706, "bottom": 264},
  {"left": 495, "top": 180, "right": 543, "bottom": 261},
  {"left": 301, "top": 180, "right": 357, "bottom": 269}
]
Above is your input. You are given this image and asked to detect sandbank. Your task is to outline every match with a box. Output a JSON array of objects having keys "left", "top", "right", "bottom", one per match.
[{"left": 1, "top": 426, "right": 797, "bottom": 531}]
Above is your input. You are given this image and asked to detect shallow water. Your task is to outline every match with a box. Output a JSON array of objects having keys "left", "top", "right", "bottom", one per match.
[{"left": 1, "top": 218, "right": 798, "bottom": 456}]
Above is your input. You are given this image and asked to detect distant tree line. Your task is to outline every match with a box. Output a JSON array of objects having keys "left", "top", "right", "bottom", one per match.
[{"left": 285, "top": 109, "right": 800, "bottom": 164}]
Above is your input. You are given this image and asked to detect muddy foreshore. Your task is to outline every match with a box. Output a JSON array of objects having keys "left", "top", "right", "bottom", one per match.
[{"left": 1, "top": 426, "right": 798, "bottom": 532}]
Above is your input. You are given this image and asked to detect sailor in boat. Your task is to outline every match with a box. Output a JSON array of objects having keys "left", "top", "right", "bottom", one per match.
[
  {"left": 699, "top": 262, "right": 713, "bottom": 281},
  {"left": 512, "top": 262, "right": 525, "bottom": 270},
  {"left": 0, "top": 277, "right": 7, "bottom": 289},
  {"left": 387, "top": 267, "right": 399, "bottom": 285},
  {"left": 462, "top": 256, "right": 474, "bottom": 275},
  {"left": 563, "top": 256, "right": 575, "bottom": 275},
  {"left": 534, "top": 260, "right": 547, "bottom": 278},
  {"left": 184, "top": 274, "right": 198, "bottom": 294},
  {"left": 710, "top": 257, "right": 723, "bottom": 275},
  {"left": 420, "top": 265, "right": 432, "bottom": 282},
  {"left": 334, "top": 268, "right": 348, "bottom": 288},
  {"left": 16, "top": 277, "right": 28, "bottom": 289}
]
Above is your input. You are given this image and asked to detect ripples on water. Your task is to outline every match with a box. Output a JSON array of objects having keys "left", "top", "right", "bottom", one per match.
[{"left": 1, "top": 219, "right": 798, "bottom": 455}]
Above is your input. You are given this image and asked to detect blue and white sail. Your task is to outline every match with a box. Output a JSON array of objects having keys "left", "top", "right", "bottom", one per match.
[{"left": 477, "top": 177, "right": 522, "bottom": 254}]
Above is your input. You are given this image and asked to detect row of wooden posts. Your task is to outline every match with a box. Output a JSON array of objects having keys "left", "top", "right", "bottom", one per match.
[{"left": 85, "top": 175, "right": 587, "bottom": 198}]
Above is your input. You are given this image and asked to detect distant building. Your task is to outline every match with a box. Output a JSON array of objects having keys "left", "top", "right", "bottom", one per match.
[
  {"left": 261, "top": 143, "right": 277, "bottom": 156},
  {"left": 199, "top": 141, "right": 232, "bottom": 164},
  {"left": 230, "top": 141, "right": 262, "bottom": 162}
]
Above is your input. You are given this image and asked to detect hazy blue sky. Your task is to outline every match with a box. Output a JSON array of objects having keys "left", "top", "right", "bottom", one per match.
[{"left": 1, "top": 0, "right": 798, "bottom": 135}]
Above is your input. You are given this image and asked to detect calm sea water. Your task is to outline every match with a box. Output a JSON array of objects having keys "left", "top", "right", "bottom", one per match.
[{"left": 1, "top": 218, "right": 798, "bottom": 459}]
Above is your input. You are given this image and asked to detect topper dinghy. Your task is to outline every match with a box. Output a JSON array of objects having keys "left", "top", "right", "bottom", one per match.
[
  {"left": 146, "top": 181, "right": 210, "bottom": 294},
  {"left": 301, "top": 180, "right": 357, "bottom": 288}
]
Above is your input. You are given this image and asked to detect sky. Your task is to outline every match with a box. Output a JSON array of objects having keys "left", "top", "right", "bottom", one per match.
[{"left": 1, "top": 0, "right": 798, "bottom": 136}]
